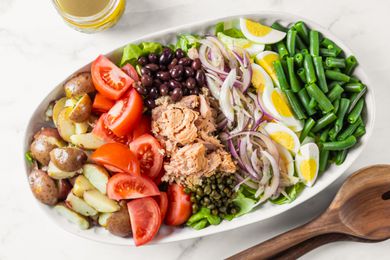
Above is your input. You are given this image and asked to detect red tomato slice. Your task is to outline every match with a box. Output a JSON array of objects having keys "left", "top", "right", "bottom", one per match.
[
  {"left": 92, "top": 93, "right": 115, "bottom": 113},
  {"left": 91, "top": 143, "right": 140, "bottom": 175},
  {"left": 153, "top": 169, "right": 165, "bottom": 186},
  {"left": 105, "top": 89, "right": 143, "bottom": 137},
  {"left": 107, "top": 173, "right": 159, "bottom": 200},
  {"left": 129, "top": 134, "right": 163, "bottom": 179},
  {"left": 92, "top": 114, "right": 130, "bottom": 144},
  {"left": 165, "top": 184, "right": 192, "bottom": 226},
  {"left": 91, "top": 55, "right": 134, "bottom": 100},
  {"left": 127, "top": 197, "right": 161, "bottom": 246},
  {"left": 154, "top": 192, "right": 168, "bottom": 222},
  {"left": 132, "top": 115, "right": 151, "bottom": 140},
  {"left": 122, "top": 64, "right": 140, "bottom": 82}
]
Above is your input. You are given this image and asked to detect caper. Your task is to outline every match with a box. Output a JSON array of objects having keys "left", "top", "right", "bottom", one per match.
[
  {"left": 223, "top": 187, "right": 230, "bottom": 195},
  {"left": 226, "top": 178, "right": 233, "bottom": 185},
  {"left": 220, "top": 206, "right": 227, "bottom": 213},
  {"left": 230, "top": 207, "right": 238, "bottom": 215},
  {"left": 184, "top": 187, "right": 191, "bottom": 194},
  {"left": 211, "top": 184, "right": 217, "bottom": 190},
  {"left": 203, "top": 196, "right": 210, "bottom": 204},
  {"left": 196, "top": 187, "right": 204, "bottom": 196},
  {"left": 218, "top": 184, "right": 225, "bottom": 190},
  {"left": 212, "top": 209, "right": 219, "bottom": 216},
  {"left": 190, "top": 195, "right": 196, "bottom": 203},
  {"left": 207, "top": 204, "right": 215, "bottom": 210},
  {"left": 195, "top": 194, "right": 201, "bottom": 200},
  {"left": 204, "top": 185, "right": 211, "bottom": 195},
  {"left": 192, "top": 204, "right": 199, "bottom": 213}
]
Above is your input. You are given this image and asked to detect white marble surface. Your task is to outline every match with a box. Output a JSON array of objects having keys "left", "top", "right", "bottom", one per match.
[{"left": 1, "top": 0, "right": 389, "bottom": 259}]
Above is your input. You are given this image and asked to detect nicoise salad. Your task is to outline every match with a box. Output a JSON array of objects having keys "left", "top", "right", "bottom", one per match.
[{"left": 26, "top": 18, "right": 367, "bottom": 246}]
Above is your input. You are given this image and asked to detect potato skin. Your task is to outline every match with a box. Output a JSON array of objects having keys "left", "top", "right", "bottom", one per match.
[
  {"left": 29, "top": 169, "right": 58, "bottom": 205},
  {"left": 69, "top": 94, "right": 92, "bottom": 123},
  {"left": 106, "top": 201, "right": 132, "bottom": 237},
  {"left": 50, "top": 147, "right": 87, "bottom": 172},
  {"left": 64, "top": 72, "right": 95, "bottom": 98},
  {"left": 57, "top": 179, "right": 72, "bottom": 201},
  {"left": 30, "top": 128, "right": 63, "bottom": 166}
]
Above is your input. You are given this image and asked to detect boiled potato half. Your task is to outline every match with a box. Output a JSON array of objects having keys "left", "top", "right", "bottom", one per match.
[
  {"left": 64, "top": 72, "right": 95, "bottom": 98},
  {"left": 66, "top": 192, "right": 98, "bottom": 217},
  {"left": 98, "top": 212, "right": 112, "bottom": 227},
  {"left": 83, "top": 164, "right": 109, "bottom": 194},
  {"left": 73, "top": 175, "right": 95, "bottom": 197},
  {"left": 53, "top": 97, "right": 67, "bottom": 127},
  {"left": 83, "top": 190, "right": 119, "bottom": 213},
  {"left": 106, "top": 202, "right": 132, "bottom": 237},
  {"left": 54, "top": 203, "right": 90, "bottom": 230},
  {"left": 47, "top": 161, "right": 77, "bottom": 180},
  {"left": 50, "top": 147, "right": 87, "bottom": 172},
  {"left": 68, "top": 94, "right": 92, "bottom": 123},
  {"left": 70, "top": 133, "right": 106, "bottom": 150}
]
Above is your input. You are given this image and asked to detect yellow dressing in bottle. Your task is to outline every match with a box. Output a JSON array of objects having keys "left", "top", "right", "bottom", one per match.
[{"left": 52, "top": 0, "right": 126, "bottom": 33}]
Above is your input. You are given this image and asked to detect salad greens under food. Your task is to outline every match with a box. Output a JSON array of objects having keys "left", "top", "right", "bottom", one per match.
[{"left": 26, "top": 17, "right": 367, "bottom": 246}]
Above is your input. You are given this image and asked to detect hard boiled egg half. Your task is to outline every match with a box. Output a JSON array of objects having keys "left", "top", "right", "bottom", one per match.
[
  {"left": 264, "top": 122, "right": 300, "bottom": 154},
  {"left": 240, "top": 18, "right": 286, "bottom": 44},
  {"left": 262, "top": 87, "right": 304, "bottom": 131},
  {"left": 295, "top": 143, "right": 319, "bottom": 187},
  {"left": 217, "top": 32, "right": 265, "bottom": 57},
  {"left": 255, "top": 51, "right": 280, "bottom": 86},
  {"left": 251, "top": 63, "right": 274, "bottom": 94}
]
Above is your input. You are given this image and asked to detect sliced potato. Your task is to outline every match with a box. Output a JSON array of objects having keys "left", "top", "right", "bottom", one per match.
[
  {"left": 73, "top": 175, "right": 95, "bottom": 197},
  {"left": 98, "top": 213, "right": 112, "bottom": 227},
  {"left": 53, "top": 97, "right": 67, "bottom": 127},
  {"left": 83, "top": 164, "right": 109, "bottom": 194},
  {"left": 47, "top": 161, "right": 77, "bottom": 179},
  {"left": 69, "top": 94, "right": 92, "bottom": 123},
  {"left": 57, "top": 108, "right": 76, "bottom": 142},
  {"left": 54, "top": 203, "right": 90, "bottom": 230},
  {"left": 66, "top": 192, "right": 98, "bottom": 216},
  {"left": 70, "top": 133, "right": 106, "bottom": 150},
  {"left": 83, "top": 190, "right": 119, "bottom": 213},
  {"left": 75, "top": 122, "right": 89, "bottom": 134}
]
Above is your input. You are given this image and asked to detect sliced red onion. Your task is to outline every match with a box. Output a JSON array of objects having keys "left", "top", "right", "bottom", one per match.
[
  {"left": 205, "top": 74, "right": 221, "bottom": 100},
  {"left": 239, "top": 137, "right": 259, "bottom": 179},
  {"left": 228, "top": 139, "right": 245, "bottom": 170},
  {"left": 250, "top": 149, "right": 262, "bottom": 178},
  {"left": 257, "top": 90, "right": 277, "bottom": 121},
  {"left": 199, "top": 44, "right": 228, "bottom": 75},
  {"left": 241, "top": 66, "right": 252, "bottom": 92},
  {"left": 219, "top": 69, "right": 236, "bottom": 121},
  {"left": 234, "top": 176, "right": 251, "bottom": 192},
  {"left": 207, "top": 36, "right": 238, "bottom": 69}
]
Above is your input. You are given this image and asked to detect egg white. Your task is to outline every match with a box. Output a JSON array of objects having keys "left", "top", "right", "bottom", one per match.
[
  {"left": 295, "top": 143, "right": 319, "bottom": 187},
  {"left": 240, "top": 18, "right": 286, "bottom": 44},
  {"left": 264, "top": 122, "right": 300, "bottom": 154}
]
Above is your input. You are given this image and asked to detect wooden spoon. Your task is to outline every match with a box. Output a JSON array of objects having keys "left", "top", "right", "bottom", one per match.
[{"left": 227, "top": 165, "right": 390, "bottom": 260}]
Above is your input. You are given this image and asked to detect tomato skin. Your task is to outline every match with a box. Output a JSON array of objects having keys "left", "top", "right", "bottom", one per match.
[
  {"left": 132, "top": 116, "right": 151, "bottom": 140},
  {"left": 107, "top": 173, "right": 159, "bottom": 200},
  {"left": 127, "top": 197, "right": 161, "bottom": 246},
  {"left": 165, "top": 184, "right": 192, "bottom": 226},
  {"left": 92, "top": 114, "right": 130, "bottom": 144},
  {"left": 154, "top": 192, "right": 168, "bottom": 222},
  {"left": 121, "top": 64, "right": 140, "bottom": 82},
  {"left": 92, "top": 93, "right": 115, "bottom": 113},
  {"left": 91, "top": 143, "right": 140, "bottom": 175},
  {"left": 91, "top": 55, "right": 134, "bottom": 100},
  {"left": 105, "top": 89, "right": 143, "bottom": 137},
  {"left": 129, "top": 134, "right": 163, "bottom": 179}
]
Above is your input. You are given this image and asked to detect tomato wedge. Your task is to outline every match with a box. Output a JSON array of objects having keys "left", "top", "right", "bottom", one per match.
[
  {"left": 129, "top": 134, "right": 163, "bottom": 179},
  {"left": 92, "top": 114, "right": 130, "bottom": 144},
  {"left": 127, "top": 197, "right": 161, "bottom": 246},
  {"left": 107, "top": 173, "right": 159, "bottom": 200},
  {"left": 122, "top": 64, "right": 140, "bottom": 82},
  {"left": 154, "top": 192, "right": 168, "bottom": 222},
  {"left": 91, "top": 143, "right": 140, "bottom": 175},
  {"left": 92, "top": 93, "right": 115, "bottom": 113},
  {"left": 105, "top": 89, "right": 143, "bottom": 137},
  {"left": 131, "top": 115, "right": 151, "bottom": 140},
  {"left": 165, "top": 184, "right": 192, "bottom": 226},
  {"left": 92, "top": 55, "right": 134, "bottom": 100}
]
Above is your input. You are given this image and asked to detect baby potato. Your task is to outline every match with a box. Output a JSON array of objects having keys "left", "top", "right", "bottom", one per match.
[
  {"left": 83, "top": 190, "right": 119, "bottom": 213},
  {"left": 54, "top": 202, "right": 90, "bottom": 230},
  {"left": 57, "top": 179, "right": 72, "bottom": 201},
  {"left": 106, "top": 201, "right": 132, "bottom": 237},
  {"left": 73, "top": 175, "right": 95, "bottom": 197},
  {"left": 64, "top": 72, "right": 95, "bottom": 98},
  {"left": 57, "top": 108, "right": 76, "bottom": 142},
  {"left": 52, "top": 97, "right": 67, "bottom": 127},
  {"left": 68, "top": 94, "right": 92, "bottom": 123},
  {"left": 50, "top": 147, "right": 87, "bottom": 172},
  {"left": 28, "top": 169, "right": 58, "bottom": 205},
  {"left": 30, "top": 128, "right": 65, "bottom": 166},
  {"left": 47, "top": 161, "right": 77, "bottom": 180},
  {"left": 70, "top": 133, "right": 106, "bottom": 150},
  {"left": 66, "top": 192, "right": 98, "bottom": 217}
]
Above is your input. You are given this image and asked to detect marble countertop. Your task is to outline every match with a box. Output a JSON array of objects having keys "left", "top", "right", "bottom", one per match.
[{"left": 1, "top": 0, "right": 389, "bottom": 259}]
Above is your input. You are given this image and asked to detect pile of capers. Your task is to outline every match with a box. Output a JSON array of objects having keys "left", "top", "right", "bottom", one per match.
[{"left": 186, "top": 173, "right": 239, "bottom": 217}]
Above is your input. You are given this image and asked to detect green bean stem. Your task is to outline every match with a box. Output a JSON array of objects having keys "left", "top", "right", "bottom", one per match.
[
  {"left": 297, "top": 88, "right": 316, "bottom": 116},
  {"left": 284, "top": 90, "right": 307, "bottom": 120},
  {"left": 325, "top": 70, "right": 351, "bottom": 82},
  {"left": 312, "top": 113, "right": 337, "bottom": 133},
  {"left": 304, "top": 54, "right": 317, "bottom": 84},
  {"left": 286, "top": 57, "right": 301, "bottom": 92},
  {"left": 306, "top": 83, "right": 334, "bottom": 113},
  {"left": 323, "top": 136, "right": 357, "bottom": 151},
  {"left": 325, "top": 57, "right": 346, "bottom": 68},
  {"left": 309, "top": 30, "right": 320, "bottom": 56},
  {"left": 327, "top": 84, "right": 344, "bottom": 102},
  {"left": 286, "top": 29, "right": 297, "bottom": 56},
  {"left": 345, "top": 55, "right": 358, "bottom": 75},
  {"left": 313, "top": 56, "right": 329, "bottom": 93},
  {"left": 347, "top": 99, "right": 364, "bottom": 124},
  {"left": 300, "top": 118, "right": 316, "bottom": 142},
  {"left": 273, "top": 60, "right": 290, "bottom": 90}
]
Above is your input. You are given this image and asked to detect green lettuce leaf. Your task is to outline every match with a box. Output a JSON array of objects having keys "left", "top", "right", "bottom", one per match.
[
  {"left": 120, "top": 42, "right": 163, "bottom": 66},
  {"left": 270, "top": 183, "right": 305, "bottom": 205},
  {"left": 175, "top": 34, "right": 200, "bottom": 52},
  {"left": 187, "top": 207, "right": 221, "bottom": 230},
  {"left": 214, "top": 22, "right": 244, "bottom": 38},
  {"left": 233, "top": 188, "right": 258, "bottom": 217}
]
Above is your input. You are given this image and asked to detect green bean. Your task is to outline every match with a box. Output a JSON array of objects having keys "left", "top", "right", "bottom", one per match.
[
  {"left": 309, "top": 30, "right": 320, "bottom": 56},
  {"left": 286, "top": 29, "right": 297, "bottom": 56},
  {"left": 325, "top": 70, "right": 350, "bottom": 82},
  {"left": 319, "top": 149, "right": 330, "bottom": 173},
  {"left": 297, "top": 68, "right": 307, "bottom": 83},
  {"left": 309, "top": 98, "right": 317, "bottom": 109},
  {"left": 320, "top": 127, "right": 330, "bottom": 142},
  {"left": 347, "top": 99, "right": 364, "bottom": 124},
  {"left": 281, "top": 59, "right": 289, "bottom": 80},
  {"left": 312, "top": 113, "right": 337, "bottom": 133},
  {"left": 273, "top": 60, "right": 290, "bottom": 90},
  {"left": 296, "top": 34, "right": 307, "bottom": 50},
  {"left": 349, "top": 85, "right": 367, "bottom": 112},
  {"left": 313, "top": 56, "right": 328, "bottom": 93},
  {"left": 344, "top": 83, "right": 364, "bottom": 93},
  {"left": 277, "top": 41, "right": 289, "bottom": 59},
  {"left": 335, "top": 150, "right": 348, "bottom": 165},
  {"left": 320, "top": 48, "right": 338, "bottom": 57},
  {"left": 300, "top": 118, "right": 316, "bottom": 142},
  {"left": 264, "top": 45, "right": 273, "bottom": 51},
  {"left": 329, "top": 81, "right": 345, "bottom": 89},
  {"left": 301, "top": 48, "right": 309, "bottom": 55},
  {"left": 297, "top": 88, "right": 316, "bottom": 116},
  {"left": 304, "top": 54, "right": 317, "bottom": 84},
  {"left": 337, "top": 117, "right": 362, "bottom": 141},
  {"left": 333, "top": 98, "right": 340, "bottom": 114},
  {"left": 321, "top": 38, "right": 342, "bottom": 56},
  {"left": 323, "top": 136, "right": 357, "bottom": 151},
  {"left": 332, "top": 98, "right": 350, "bottom": 138},
  {"left": 306, "top": 83, "right": 334, "bottom": 113},
  {"left": 344, "top": 55, "right": 358, "bottom": 75},
  {"left": 284, "top": 90, "right": 306, "bottom": 120},
  {"left": 286, "top": 57, "right": 301, "bottom": 92},
  {"left": 349, "top": 76, "right": 360, "bottom": 83},
  {"left": 325, "top": 57, "right": 346, "bottom": 68},
  {"left": 294, "top": 53, "right": 304, "bottom": 68},
  {"left": 327, "top": 84, "right": 344, "bottom": 102},
  {"left": 354, "top": 125, "right": 366, "bottom": 138},
  {"left": 294, "top": 21, "right": 310, "bottom": 44},
  {"left": 271, "top": 21, "right": 288, "bottom": 32}
]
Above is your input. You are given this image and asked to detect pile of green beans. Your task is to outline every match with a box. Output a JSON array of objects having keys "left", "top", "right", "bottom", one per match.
[{"left": 271, "top": 21, "right": 368, "bottom": 171}]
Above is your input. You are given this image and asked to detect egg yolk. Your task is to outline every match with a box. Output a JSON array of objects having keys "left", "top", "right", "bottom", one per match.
[
  {"left": 256, "top": 54, "right": 279, "bottom": 83},
  {"left": 271, "top": 90, "right": 293, "bottom": 117},
  {"left": 300, "top": 159, "right": 317, "bottom": 182},
  {"left": 252, "top": 69, "right": 266, "bottom": 92},
  {"left": 269, "top": 131, "right": 295, "bottom": 152},
  {"left": 246, "top": 20, "right": 272, "bottom": 37}
]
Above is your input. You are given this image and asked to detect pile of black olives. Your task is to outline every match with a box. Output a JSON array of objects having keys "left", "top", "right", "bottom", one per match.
[{"left": 135, "top": 47, "right": 206, "bottom": 108}]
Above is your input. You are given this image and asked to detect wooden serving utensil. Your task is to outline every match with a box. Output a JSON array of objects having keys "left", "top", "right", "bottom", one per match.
[{"left": 228, "top": 165, "right": 390, "bottom": 260}]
